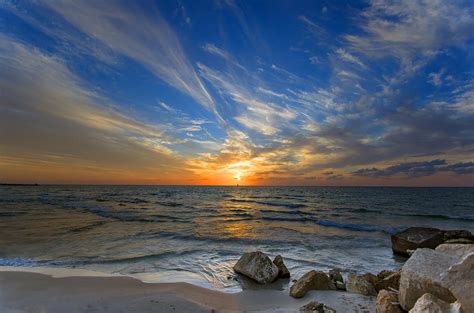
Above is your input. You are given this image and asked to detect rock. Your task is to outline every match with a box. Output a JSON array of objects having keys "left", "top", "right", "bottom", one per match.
[
  {"left": 299, "top": 301, "right": 336, "bottom": 313},
  {"left": 443, "top": 230, "right": 473, "bottom": 242},
  {"left": 290, "top": 270, "right": 336, "bottom": 298},
  {"left": 346, "top": 272, "right": 377, "bottom": 296},
  {"left": 440, "top": 253, "right": 474, "bottom": 313},
  {"left": 377, "top": 270, "right": 396, "bottom": 281},
  {"left": 335, "top": 281, "right": 346, "bottom": 291},
  {"left": 435, "top": 243, "right": 474, "bottom": 259},
  {"left": 376, "top": 290, "right": 403, "bottom": 313},
  {"left": 375, "top": 272, "right": 401, "bottom": 292},
  {"left": 391, "top": 227, "right": 446, "bottom": 256},
  {"left": 362, "top": 272, "right": 379, "bottom": 286},
  {"left": 328, "top": 268, "right": 343, "bottom": 283},
  {"left": 391, "top": 228, "right": 473, "bottom": 256},
  {"left": 443, "top": 238, "right": 474, "bottom": 244},
  {"left": 409, "top": 293, "right": 461, "bottom": 313},
  {"left": 233, "top": 251, "right": 278, "bottom": 284},
  {"left": 399, "top": 248, "right": 457, "bottom": 310},
  {"left": 273, "top": 255, "right": 290, "bottom": 278}
]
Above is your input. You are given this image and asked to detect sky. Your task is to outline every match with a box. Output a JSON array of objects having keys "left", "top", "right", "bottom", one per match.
[{"left": 0, "top": 0, "right": 473, "bottom": 186}]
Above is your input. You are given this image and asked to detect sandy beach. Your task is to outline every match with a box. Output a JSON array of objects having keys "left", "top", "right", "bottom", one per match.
[{"left": 0, "top": 268, "right": 375, "bottom": 313}]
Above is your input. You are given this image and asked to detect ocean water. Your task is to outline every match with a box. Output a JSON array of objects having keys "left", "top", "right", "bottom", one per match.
[{"left": 0, "top": 186, "right": 473, "bottom": 291}]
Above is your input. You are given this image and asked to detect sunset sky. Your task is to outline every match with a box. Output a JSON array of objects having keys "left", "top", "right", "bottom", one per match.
[{"left": 1, "top": 0, "right": 473, "bottom": 186}]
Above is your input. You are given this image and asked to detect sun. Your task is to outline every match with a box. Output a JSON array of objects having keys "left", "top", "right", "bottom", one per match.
[{"left": 234, "top": 175, "right": 241, "bottom": 181}]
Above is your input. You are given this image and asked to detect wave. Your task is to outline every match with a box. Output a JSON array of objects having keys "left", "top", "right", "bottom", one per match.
[
  {"left": 247, "top": 196, "right": 284, "bottom": 199},
  {"left": 136, "top": 230, "right": 303, "bottom": 246},
  {"left": 229, "top": 199, "right": 306, "bottom": 208},
  {"left": 63, "top": 202, "right": 180, "bottom": 223},
  {"left": 262, "top": 216, "right": 308, "bottom": 222},
  {"left": 259, "top": 209, "right": 314, "bottom": 216},
  {"left": 68, "top": 221, "right": 107, "bottom": 233},
  {"left": 156, "top": 201, "right": 183, "bottom": 207},
  {"left": 259, "top": 214, "right": 400, "bottom": 234},
  {"left": 315, "top": 219, "right": 400, "bottom": 234},
  {"left": 392, "top": 213, "right": 474, "bottom": 222},
  {"left": 0, "top": 257, "right": 38, "bottom": 267}
]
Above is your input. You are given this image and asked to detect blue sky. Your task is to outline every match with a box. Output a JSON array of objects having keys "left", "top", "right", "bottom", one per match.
[{"left": 1, "top": 0, "right": 473, "bottom": 185}]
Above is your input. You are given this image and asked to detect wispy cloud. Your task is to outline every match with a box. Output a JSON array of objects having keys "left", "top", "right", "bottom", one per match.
[
  {"left": 202, "top": 43, "right": 246, "bottom": 71},
  {"left": 345, "top": 0, "right": 474, "bottom": 61},
  {"left": 41, "top": 1, "right": 219, "bottom": 117},
  {"left": 335, "top": 48, "right": 365, "bottom": 68},
  {"left": 197, "top": 63, "right": 297, "bottom": 136},
  {"left": 0, "top": 35, "right": 190, "bottom": 183}
]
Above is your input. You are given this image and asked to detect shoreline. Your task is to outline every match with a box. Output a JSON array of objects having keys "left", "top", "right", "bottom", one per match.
[{"left": 0, "top": 269, "right": 375, "bottom": 313}]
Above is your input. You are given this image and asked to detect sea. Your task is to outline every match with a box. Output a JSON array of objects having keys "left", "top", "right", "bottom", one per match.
[{"left": 0, "top": 185, "right": 473, "bottom": 292}]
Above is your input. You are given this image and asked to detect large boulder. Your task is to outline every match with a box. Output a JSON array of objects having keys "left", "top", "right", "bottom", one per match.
[
  {"left": 391, "top": 227, "right": 446, "bottom": 256},
  {"left": 375, "top": 272, "right": 400, "bottom": 292},
  {"left": 299, "top": 301, "right": 336, "bottom": 313},
  {"left": 273, "top": 255, "right": 290, "bottom": 278},
  {"left": 440, "top": 253, "right": 474, "bottom": 313},
  {"left": 391, "top": 228, "right": 473, "bottom": 256},
  {"left": 290, "top": 270, "right": 336, "bottom": 298},
  {"left": 376, "top": 290, "right": 403, "bottom": 313},
  {"left": 399, "top": 248, "right": 457, "bottom": 310},
  {"left": 233, "top": 251, "right": 278, "bottom": 284},
  {"left": 409, "top": 293, "right": 461, "bottom": 313},
  {"left": 443, "top": 230, "right": 473, "bottom": 242},
  {"left": 435, "top": 243, "right": 474, "bottom": 259},
  {"left": 346, "top": 272, "right": 376, "bottom": 296}
]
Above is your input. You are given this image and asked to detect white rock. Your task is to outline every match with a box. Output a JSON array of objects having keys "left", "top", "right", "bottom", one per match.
[
  {"left": 435, "top": 244, "right": 474, "bottom": 259},
  {"left": 440, "top": 253, "right": 474, "bottom": 313},
  {"left": 409, "top": 293, "right": 461, "bottom": 313},
  {"left": 399, "top": 249, "right": 457, "bottom": 310}
]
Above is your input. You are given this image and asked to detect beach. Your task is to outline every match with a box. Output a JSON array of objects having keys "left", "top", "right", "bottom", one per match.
[
  {"left": 1, "top": 186, "right": 473, "bottom": 312},
  {"left": 0, "top": 268, "right": 375, "bottom": 313},
  {"left": 1, "top": 186, "right": 473, "bottom": 292}
]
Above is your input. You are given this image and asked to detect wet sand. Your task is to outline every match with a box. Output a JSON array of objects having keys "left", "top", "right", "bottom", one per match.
[{"left": 0, "top": 269, "right": 375, "bottom": 313}]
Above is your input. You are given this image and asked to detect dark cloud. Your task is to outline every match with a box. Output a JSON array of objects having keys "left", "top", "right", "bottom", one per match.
[{"left": 353, "top": 159, "right": 474, "bottom": 178}]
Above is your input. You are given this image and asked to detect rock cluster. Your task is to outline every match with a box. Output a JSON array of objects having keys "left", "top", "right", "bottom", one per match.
[
  {"left": 391, "top": 227, "right": 473, "bottom": 256},
  {"left": 233, "top": 231, "right": 472, "bottom": 313},
  {"left": 398, "top": 243, "right": 473, "bottom": 312}
]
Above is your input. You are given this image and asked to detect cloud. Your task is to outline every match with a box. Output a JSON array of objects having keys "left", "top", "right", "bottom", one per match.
[
  {"left": 202, "top": 43, "right": 246, "bottom": 70},
  {"left": 428, "top": 68, "right": 446, "bottom": 87},
  {"left": 39, "top": 1, "right": 219, "bottom": 116},
  {"left": 353, "top": 159, "right": 474, "bottom": 178},
  {"left": 197, "top": 63, "right": 297, "bottom": 136},
  {"left": 0, "top": 35, "right": 190, "bottom": 183},
  {"left": 335, "top": 48, "right": 365, "bottom": 68},
  {"left": 346, "top": 0, "right": 474, "bottom": 58},
  {"left": 157, "top": 101, "right": 175, "bottom": 113},
  {"left": 298, "top": 15, "right": 325, "bottom": 37}
]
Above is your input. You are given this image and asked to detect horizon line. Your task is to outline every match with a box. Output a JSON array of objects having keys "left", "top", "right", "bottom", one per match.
[{"left": 1, "top": 183, "right": 473, "bottom": 188}]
